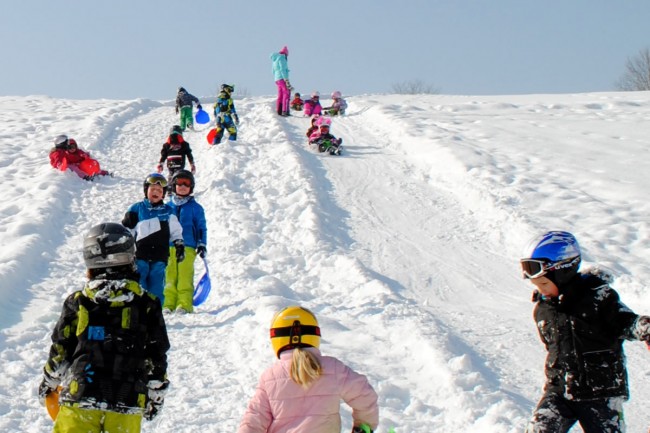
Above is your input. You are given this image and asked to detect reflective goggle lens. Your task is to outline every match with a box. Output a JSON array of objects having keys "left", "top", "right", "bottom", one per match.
[
  {"left": 520, "top": 259, "right": 548, "bottom": 279},
  {"left": 175, "top": 178, "right": 192, "bottom": 187},
  {"left": 146, "top": 176, "right": 167, "bottom": 187}
]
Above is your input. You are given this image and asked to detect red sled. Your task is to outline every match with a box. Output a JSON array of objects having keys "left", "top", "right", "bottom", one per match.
[
  {"left": 206, "top": 128, "right": 217, "bottom": 144},
  {"left": 79, "top": 158, "right": 101, "bottom": 176}
]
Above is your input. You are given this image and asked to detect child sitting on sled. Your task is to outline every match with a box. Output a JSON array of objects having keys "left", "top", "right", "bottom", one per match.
[
  {"left": 49, "top": 135, "right": 111, "bottom": 180},
  {"left": 290, "top": 92, "right": 304, "bottom": 111},
  {"left": 308, "top": 117, "right": 342, "bottom": 155},
  {"left": 303, "top": 91, "right": 322, "bottom": 116},
  {"left": 324, "top": 90, "right": 348, "bottom": 116},
  {"left": 306, "top": 115, "right": 321, "bottom": 139}
]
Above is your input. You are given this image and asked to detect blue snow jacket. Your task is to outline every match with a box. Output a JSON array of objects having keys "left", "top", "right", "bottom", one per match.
[
  {"left": 168, "top": 195, "right": 207, "bottom": 249},
  {"left": 122, "top": 199, "right": 184, "bottom": 262},
  {"left": 270, "top": 52, "right": 289, "bottom": 81}
]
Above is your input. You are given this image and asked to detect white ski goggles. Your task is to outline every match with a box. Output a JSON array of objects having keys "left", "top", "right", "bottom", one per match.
[{"left": 520, "top": 259, "right": 550, "bottom": 279}]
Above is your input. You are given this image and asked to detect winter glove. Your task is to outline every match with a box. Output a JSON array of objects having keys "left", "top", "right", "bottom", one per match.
[
  {"left": 633, "top": 316, "right": 650, "bottom": 341},
  {"left": 197, "top": 104, "right": 202, "bottom": 110},
  {"left": 174, "top": 240, "right": 185, "bottom": 262},
  {"left": 156, "top": 163, "right": 163, "bottom": 173},
  {"left": 190, "top": 163, "right": 196, "bottom": 174},
  {"left": 144, "top": 379, "right": 169, "bottom": 421},
  {"left": 196, "top": 245, "right": 207, "bottom": 258},
  {"left": 38, "top": 377, "right": 59, "bottom": 405},
  {"left": 175, "top": 107, "right": 179, "bottom": 114},
  {"left": 232, "top": 113, "right": 239, "bottom": 125},
  {"left": 352, "top": 425, "right": 373, "bottom": 433}
]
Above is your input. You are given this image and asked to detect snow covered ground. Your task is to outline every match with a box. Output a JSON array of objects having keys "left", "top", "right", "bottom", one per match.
[{"left": 1, "top": 91, "right": 649, "bottom": 432}]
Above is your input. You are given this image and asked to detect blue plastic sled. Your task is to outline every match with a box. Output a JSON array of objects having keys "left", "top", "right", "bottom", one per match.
[
  {"left": 193, "top": 257, "right": 212, "bottom": 306},
  {"left": 195, "top": 109, "right": 210, "bottom": 125}
]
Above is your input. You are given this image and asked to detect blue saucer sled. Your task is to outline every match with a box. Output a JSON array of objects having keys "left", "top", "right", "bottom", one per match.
[
  {"left": 193, "top": 257, "right": 212, "bottom": 306},
  {"left": 195, "top": 109, "right": 210, "bottom": 125}
]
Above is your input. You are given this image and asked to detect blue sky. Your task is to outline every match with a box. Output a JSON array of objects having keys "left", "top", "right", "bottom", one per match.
[{"left": 4, "top": 0, "right": 649, "bottom": 100}]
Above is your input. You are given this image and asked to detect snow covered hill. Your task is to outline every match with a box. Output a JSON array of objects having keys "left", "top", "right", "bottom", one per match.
[{"left": 1, "top": 92, "right": 650, "bottom": 432}]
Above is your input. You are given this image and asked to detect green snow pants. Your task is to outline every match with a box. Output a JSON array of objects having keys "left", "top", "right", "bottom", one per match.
[
  {"left": 164, "top": 246, "right": 197, "bottom": 312},
  {"left": 53, "top": 406, "right": 142, "bottom": 433},
  {"left": 179, "top": 106, "right": 194, "bottom": 131}
]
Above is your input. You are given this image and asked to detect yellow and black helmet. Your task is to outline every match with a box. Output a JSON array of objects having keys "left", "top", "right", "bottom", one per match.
[{"left": 270, "top": 306, "right": 321, "bottom": 358}]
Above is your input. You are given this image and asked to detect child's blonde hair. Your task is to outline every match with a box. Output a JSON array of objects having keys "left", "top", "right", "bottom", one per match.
[{"left": 290, "top": 347, "right": 322, "bottom": 388}]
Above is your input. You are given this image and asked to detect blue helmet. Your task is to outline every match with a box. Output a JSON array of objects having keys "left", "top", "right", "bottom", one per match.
[{"left": 521, "top": 231, "right": 581, "bottom": 284}]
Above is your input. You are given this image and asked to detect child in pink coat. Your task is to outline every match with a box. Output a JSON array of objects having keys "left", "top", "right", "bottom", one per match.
[
  {"left": 303, "top": 91, "right": 323, "bottom": 116},
  {"left": 237, "top": 306, "right": 379, "bottom": 433}
]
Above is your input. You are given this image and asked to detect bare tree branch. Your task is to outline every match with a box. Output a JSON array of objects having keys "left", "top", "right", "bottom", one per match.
[
  {"left": 391, "top": 79, "right": 440, "bottom": 95},
  {"left": 616, "top": 47, "right": 650, "bottom": 91}
]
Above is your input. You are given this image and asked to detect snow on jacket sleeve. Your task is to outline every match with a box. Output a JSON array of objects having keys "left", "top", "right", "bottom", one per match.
[{"left": 169, "top": 212, "right": 183, "bottom": 243}]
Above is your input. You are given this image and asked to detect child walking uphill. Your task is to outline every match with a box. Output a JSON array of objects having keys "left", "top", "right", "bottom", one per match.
[
  {"left": 122, "top": 173, "right": 185, "bottom": 306},
  {"left": 520, "top": 231, "right": 650, "bottom": 433},
  {"left": 157, "top": 125, "right": 196, "bottom": 177},
  {"left": 38, "top": 223, "right": 170, "bottom": 433},
  {"left": 212, "top": 84, "right": 239, "bottom": 144},
  {"left": 175, "top": 87, "right": 202, "bottom": 131},
  {"left": 163, "top": 170, "right": 207, "bottom": 314},
  {"left": 237, "top": 306, "right": 379, "bottom": 433}
]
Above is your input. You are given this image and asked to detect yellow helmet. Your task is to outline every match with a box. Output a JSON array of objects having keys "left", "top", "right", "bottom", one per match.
[{"left": 270, "top": 306, "right": 321, "bottom": 358}]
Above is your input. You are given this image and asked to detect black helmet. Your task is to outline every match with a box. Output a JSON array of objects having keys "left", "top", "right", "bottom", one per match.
[
  {"left": 143, "top": 173, "right": 168, "bottom": 197},
  {"left": 83, "top": 223, "right": 135, "bottom": 269},
  {"left": 221, "top": 84, "right": 234, "bottom": 94},
  {"left": 171, "top": 169, "right": 195, "bottom": 194},
  {"left": 170, "top": 125, "right": 183, "bottom": 135},
  {"left": 54, "top": 134, "right": 69, "bottom": 149}
]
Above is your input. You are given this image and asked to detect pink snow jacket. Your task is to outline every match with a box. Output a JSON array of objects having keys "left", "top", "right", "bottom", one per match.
[{"left": 238, "top": 348, "right": 379, "bottom": 433}]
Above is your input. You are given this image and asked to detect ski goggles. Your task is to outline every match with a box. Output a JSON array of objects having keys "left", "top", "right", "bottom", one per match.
[
  {"left": 175, "top": 178, "right": 192, "bottom": 187},
  {"left": 520, "top": 259, "right": 550, "bottom": 279},
  {"left": 146, "top": 175, "right": 167, "bottom": 188}
]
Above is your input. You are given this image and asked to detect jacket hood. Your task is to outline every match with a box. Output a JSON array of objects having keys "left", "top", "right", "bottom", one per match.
[{"left": 83, "top": 278, "right": 142, "bottom": 304}]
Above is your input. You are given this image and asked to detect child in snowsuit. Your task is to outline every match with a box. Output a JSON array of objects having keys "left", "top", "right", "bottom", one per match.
[
  {"left": 309, "top": 118, "right": 342, "bottom": 155},
  {"left": 324, "top": 90, "right": 348, "bottom": 116},
  {"left": 157, "top": 125, "right": 196, "bottom": 178},
  {"left": 175, "top": 87, "right": 201, "bottom": 131},
  {"left": 270, "top": 46, "right": 291, "bottom": 116},
  {"left": 122, "top": 173, "right": 184, "bottom": 305},
  {"left": 38, "top": 222, "right": 170, "bottom": 433},
  {"left": 520, "top": 231, "right": 650, "bottom": 433},
  {"left": 212, "top": 84, "right": 239, "bottom": 144},
  {"left": 306, "top": 115, "right": 321, "bottom": 139},
  {"left": 163, "top": 170, "right": 207, "bottom": 314},
  {"left": 303, "top": 91, "right": 322, "bottom": 116},
  {"left": 237, "top": 306, "right": 379, "bottom": 433},
  {"left": 49, "top": 135, "right": 110, "bottom": 180},
  {"left": 290, "top": 92, "right": 304, "bottom": 111}
]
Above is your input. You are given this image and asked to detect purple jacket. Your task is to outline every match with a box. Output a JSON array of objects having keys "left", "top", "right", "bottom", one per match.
[{"left": 238, "top": 348, "right": 379, "bottom": 433}]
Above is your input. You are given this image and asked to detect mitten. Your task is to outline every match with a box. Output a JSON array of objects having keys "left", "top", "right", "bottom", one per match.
[
  {"left": 633, "top": 316, "right": 650, "bottom": 341},
  {"left": 232, "top": 113, "right": 239, "bottom": 125},
  {"left": 190, "top": 164, "right": 196, "bottom": 174},
  {"left": 174, "top": 240, "right": 185, "bottom": 262},
  {"left": 38, "top": 379, "right": 58, "bottom": 405},
  {"left": 197, "top": 104, "right": 202, "bottom": 110},
  {"left": 196, "top": 245, "right": 207, "bottom": 258},
  {"left": 156, "top": 163, "right": 163, "bottom": 173},
  {"left": 144, "top": 379, "right": 169, "bottom": 421}
]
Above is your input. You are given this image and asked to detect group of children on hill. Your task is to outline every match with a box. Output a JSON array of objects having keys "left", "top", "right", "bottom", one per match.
[{"left": 291, "top": 90, "right": 348, "bottom": 117}]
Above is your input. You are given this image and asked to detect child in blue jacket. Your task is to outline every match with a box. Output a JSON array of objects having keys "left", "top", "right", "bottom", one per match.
[
  {"left": 163, "top": 170, "right": 207, "bottom": 314},
  {"left": 122, "top": 173, "right": 184, "bottom": 305}
]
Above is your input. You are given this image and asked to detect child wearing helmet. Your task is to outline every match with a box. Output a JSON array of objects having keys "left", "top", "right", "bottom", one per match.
[
  {"left": 38, "top": 223, "right": 170, "bottom": 432},
  {"left": 324, "top": 90, "right": 348, "bottom": 116},
  {"left": 122, "top": 173, "right": 185, "bottom": 305},
  {"left": 520, "top": 231, "right": 650, "bottom": 433},
  {"left": 308, "top": 117, "right": 343, "bottom": 155},
  {"left": 290, "top": 92, "right": 304, "bottom": 111},
  {"left": 175, "top": 87, "right": 201, "bottom": 131},
  {"left": 303, "top": 91, "right": 322, "bottom": 117},
  {"left": 163, "top": 170, "right": 207, "bottom": 314},
  {"left": 237, "top": 306, "right": 379, "bottom": 433},
  {"left": 49, "top": 135, "right": 111, "bottom": 180},
  {"left": 211, "top": 84, "right": 239, "bottom": 144},
  {"left": 157, "top": 125, "right": 196, "bottom": 177}
]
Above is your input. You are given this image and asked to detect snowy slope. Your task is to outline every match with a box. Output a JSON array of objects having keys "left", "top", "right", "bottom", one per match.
[{"left": 1, "top": 92, "right": 650, "bottom": 432}]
